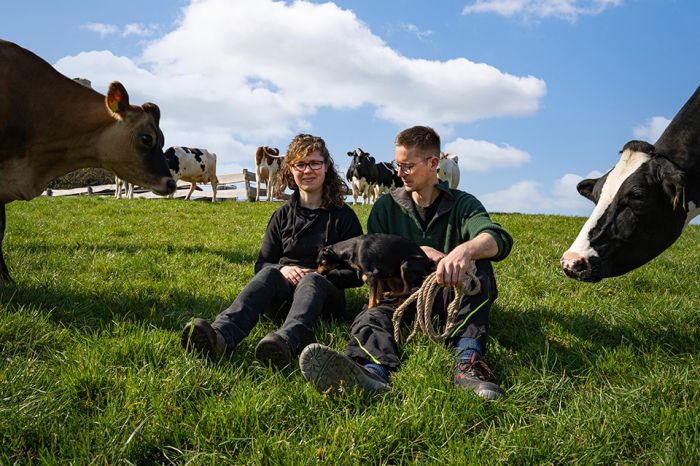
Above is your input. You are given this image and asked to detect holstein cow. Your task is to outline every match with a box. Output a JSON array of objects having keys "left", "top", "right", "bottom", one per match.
[
  {"left": 0, "top": 39, "right": 176, "bottom": 285},
  {"left": 255, "top": 146, "right": 284, "bottom": 201},
  {"left": 438, "top": 152, "right": 460, "bottom": 189},
  {"left": 561, "top": 87, "right": 700, "bottom": 282},
  {"left": 346, "top": 148, "right": 378, "bottom": 205},
  {"left": 164, "top": 147, "right": 219, "bottom": 202},
  {"left": 372, "top": 161, "right": 403, "bottom": 202}
]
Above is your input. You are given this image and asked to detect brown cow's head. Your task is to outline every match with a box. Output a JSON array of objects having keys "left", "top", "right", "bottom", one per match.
[{"left": 99, "top": 82, "right": 176, "bottom": 195}]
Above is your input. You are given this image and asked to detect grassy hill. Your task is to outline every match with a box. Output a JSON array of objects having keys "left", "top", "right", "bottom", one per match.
[{"left": 1, "top": 197, "right": 697, "bottom": 464}]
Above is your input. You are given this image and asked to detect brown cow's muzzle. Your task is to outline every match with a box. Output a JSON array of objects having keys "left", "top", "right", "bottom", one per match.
[{"left": 152, "top": 177, "right": 177, "bottom": 196}]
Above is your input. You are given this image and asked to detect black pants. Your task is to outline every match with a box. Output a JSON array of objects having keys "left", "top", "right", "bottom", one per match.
[
  {"left": 211, "top": 266, "right": 345, "bottom": 356},
  {"left": 345, "top": 260, "right": 497, "bottom": 369}
]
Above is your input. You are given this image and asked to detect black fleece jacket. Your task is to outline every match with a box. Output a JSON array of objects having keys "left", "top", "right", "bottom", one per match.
[{"left": 254, "top": 193, "right": 364, "bottom": 289}]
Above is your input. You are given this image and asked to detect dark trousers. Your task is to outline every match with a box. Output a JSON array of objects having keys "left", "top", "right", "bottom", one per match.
[
  {"left": 211, "top": 266, "right": 345, "bottom": 356},
  {"left": 346, "top": 260, "right": 497, "bottom": 369}
]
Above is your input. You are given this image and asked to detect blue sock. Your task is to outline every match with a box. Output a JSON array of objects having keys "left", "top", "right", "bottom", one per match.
[
  {"left": 455, "top": 337, "right": 483, "bottom": 363},
  {"left": 363, "top": 363, "right": 389, "bottom": 382}
]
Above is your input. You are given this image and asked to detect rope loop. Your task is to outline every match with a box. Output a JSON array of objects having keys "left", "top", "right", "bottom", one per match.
[{"left": 391, "top": 263, "right": 480, "bottom": 344}]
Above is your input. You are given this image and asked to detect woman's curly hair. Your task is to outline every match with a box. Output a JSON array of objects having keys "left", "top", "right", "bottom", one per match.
[{"left": 273, "top": 134, "right": 348, "bottom": 209}]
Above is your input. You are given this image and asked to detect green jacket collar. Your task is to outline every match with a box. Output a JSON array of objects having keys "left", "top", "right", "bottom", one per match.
[{"left": 390, "top": 180, "right": 454, "bottom": 221}]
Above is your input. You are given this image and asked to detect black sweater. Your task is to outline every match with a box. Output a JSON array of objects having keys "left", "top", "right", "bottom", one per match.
[{"left": 254, "top": 194, "right": 364, "bottom": 289}]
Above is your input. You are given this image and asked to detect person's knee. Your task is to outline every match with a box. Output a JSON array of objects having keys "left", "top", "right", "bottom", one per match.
[
  {"left": 256, "top": 265, "right": 286, "bottom": 284},
  {"left": 352, "top": 305, "right": 394, "bottom": 329}
]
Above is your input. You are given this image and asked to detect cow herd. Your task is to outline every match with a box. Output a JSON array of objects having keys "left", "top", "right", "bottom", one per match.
[{"left": 0, "top": 38, "right": 699, "bottom": 288}]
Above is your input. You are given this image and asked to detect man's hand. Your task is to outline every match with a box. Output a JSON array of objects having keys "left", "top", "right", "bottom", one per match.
[
  {"left": 280, "top": 265, "right": 314, "bottom": 286},
  {"left": 431, "top": 232, "right": 499, "bottom": 286},
  {"left": 435, "top": 243, "right": 474, "bottom": 286}
]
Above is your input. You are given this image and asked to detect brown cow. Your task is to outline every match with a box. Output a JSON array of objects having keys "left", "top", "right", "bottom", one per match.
[
  {"left": 0, "top": 39, "right": 176, "bottom": 284},
  {"left": 255, "top": 146, "right": 284, "bottom": 201}
]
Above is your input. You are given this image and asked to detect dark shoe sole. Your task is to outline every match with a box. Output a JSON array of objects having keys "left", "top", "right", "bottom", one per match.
[
  {"left": 255, "top": 333, "right": 292, "bottom": 369},
  {"left": 181, "top": 318, "right": 220, "bottom": 359},
  {"left": 299, "top": 344, "right": 390, "bottom": 395}
]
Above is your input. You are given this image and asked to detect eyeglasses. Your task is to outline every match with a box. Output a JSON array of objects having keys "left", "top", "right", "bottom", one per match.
[
  {"left": 290, "top": 160, "right": 325, "bottom": 172},
  {"left": 391, "top": 157, "right": 434, "bottom": 174}
]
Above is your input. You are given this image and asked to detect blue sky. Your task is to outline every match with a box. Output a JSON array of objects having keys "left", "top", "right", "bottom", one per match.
[{"left": 2, "top": 0, "right": 699, "bottom": 216}]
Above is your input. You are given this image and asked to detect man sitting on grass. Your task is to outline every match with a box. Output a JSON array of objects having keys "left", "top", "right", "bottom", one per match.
[{"left": 299, "top": 125, "right": 513, "bottom": 400}]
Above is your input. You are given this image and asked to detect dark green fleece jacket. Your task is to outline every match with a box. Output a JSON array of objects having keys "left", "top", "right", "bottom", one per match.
[{"left": 366, "top": 181, "right": 513, "bottom": 261}]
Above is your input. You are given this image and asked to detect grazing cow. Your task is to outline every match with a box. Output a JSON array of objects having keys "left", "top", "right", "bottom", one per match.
[
  {"left": 255, "top": 146, "right": 284, "bottom": 201},
  {"left": 561, "top": 86, "right": 700, "bottom": 282},
  {"left": 164, "top": 147, "right": 219, "bottom": 202},
  {"left": 438, "top": 152, "right": 460, "bottom": 189},
  {"left": 114, "top": 176, "right": 134, "bottom": 199},
  {"left": 0, "top": 39, "right": 175, "bottom": 285},
  {"left": 346, "top": 148, "right": 378, "bottom": 205},
  {"left": 372, "top": 161, "right": 403, "bottom": 201}
]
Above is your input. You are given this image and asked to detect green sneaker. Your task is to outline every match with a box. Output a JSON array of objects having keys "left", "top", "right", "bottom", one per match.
[{"left": 299, "top": 343, "right": 390, "bottom": 395}]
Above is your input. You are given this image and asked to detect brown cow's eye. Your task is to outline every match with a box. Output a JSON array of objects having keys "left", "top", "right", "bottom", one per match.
[{"left": 140, "top": 134, "right": 154, "bottom": 147}]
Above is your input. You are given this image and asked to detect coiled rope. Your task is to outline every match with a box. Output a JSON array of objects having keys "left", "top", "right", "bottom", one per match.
[{"left": 391, "top": 263, "right": 481, "bottom": 344}]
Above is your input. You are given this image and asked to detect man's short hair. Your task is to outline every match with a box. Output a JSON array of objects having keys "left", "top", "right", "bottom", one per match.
[{"left": 395, "top": 126, "right": 441, "bottom": 156}]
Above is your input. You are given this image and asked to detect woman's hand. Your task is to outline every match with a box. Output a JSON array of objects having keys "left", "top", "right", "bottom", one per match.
[{"left": 280, "top": 265, "right": 314, "bottom": 286}]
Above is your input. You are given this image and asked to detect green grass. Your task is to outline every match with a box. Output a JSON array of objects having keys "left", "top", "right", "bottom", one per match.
[{"left": 1, "top": 197, "right": 698, "bottom": 464}]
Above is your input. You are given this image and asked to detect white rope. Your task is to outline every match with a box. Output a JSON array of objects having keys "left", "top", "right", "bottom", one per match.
[{"left": 391, "top": 263, "right": 481, "bottom": 344}]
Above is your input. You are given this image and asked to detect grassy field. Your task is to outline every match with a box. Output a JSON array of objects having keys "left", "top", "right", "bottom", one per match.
[{"left": 0, "top": 197, "right": 698, "bottom": 465}]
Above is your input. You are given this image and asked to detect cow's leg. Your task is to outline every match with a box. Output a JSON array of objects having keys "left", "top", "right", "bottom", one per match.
[
  {"left": 255, "top": 173, "right": 261, "bottom": 202},
  {"left": 267, "top": 178, "right": 273, "bottom": 202},
  {"left": 186, "top": 182, "right": 197, "bottom": 200},
  {"left": 127, "top": 182, "right": 134, "bottom": 199},
  {"left": 115, "top": 176, "right": 122, "bottom": 199},
  {"left": 211, "top": 178, "right": 218, "bottom": 203},
  {"left": 0, "top": 204, "right": 13, "bottom": 285}
]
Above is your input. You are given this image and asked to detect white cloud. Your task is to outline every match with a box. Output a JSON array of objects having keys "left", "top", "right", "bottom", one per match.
[
  {"left": 122, "top": 23, "right": 159, "bottom": 37},
  {"left": 443, "top": 138, "right": 530, "bottom": 172},
  {"left": 480, "top": 170, "right": 603, "bottom": 215},
  {"left": 82, "top": 23, "right": 119, "bottom": 38},
  {"left": 399, "top": 23, "right": 434, "bottom": 40},
  {"left": 462, "top": 0, "right": 623, "bottom": 22},
  {"left": 82, "top": 22, "right": 158, "bottom": 38},
  {"left": 632, "top": 116, "right": 670, "bottom": 142},
  {"left": 62, "top": 0, "right": 546, "bottom": 172}
]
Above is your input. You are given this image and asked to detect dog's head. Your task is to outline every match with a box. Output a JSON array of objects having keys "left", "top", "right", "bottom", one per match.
[{"left": 316, "top": 245, "right": 343, "bottom": 274}]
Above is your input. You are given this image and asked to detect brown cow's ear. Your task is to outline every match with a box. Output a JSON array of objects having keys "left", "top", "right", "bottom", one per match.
[
  {"left": 106, "top": 82, "right": 131, "bottom": 116},
  {"left": 142, "top": 103, "right": 161, "bottom": 124},
  {"left": 577, "top": 178, "right": 599, "bottom": 203}
]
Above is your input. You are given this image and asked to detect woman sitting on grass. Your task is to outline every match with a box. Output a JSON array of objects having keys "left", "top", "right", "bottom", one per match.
[{"left": 181, "top": 133, "right": 363, "bottom": 368}]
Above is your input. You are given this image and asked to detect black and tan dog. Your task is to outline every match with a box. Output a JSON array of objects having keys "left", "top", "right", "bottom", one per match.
[{"left": 317, "top": 233, "right": 434, "bottom": 307}]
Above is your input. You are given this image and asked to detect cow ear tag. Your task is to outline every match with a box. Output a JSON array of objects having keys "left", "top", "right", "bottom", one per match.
[{"left": 106, "top": 82, "right": 130, "bottom": 115}]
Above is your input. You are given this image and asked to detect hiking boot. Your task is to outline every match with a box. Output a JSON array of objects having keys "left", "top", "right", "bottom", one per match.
[
  {"left": 181, "top": 318, "right": 226, "bottom": 360},
  {"left": 255, "top": 332, "right": 293, "bottom": 369},
  {"left": 299, "top": 343, "right": 390, "bottom": 395},
  {"left": 453, "top": 354, "right": 505, "bottom": 400}
]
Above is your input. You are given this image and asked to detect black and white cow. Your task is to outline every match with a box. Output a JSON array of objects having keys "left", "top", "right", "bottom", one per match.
[
  {"left": 164, "top": 146, "right": 219, "bottom": 202},
  {"left": 346, "top": 148, "right": 378, "bottom": 205},
  {"left": 561, "top": 87, "right": 700, "bottom": 282},
  {"left": 373, "top": 161, "right": 403, "bottom": 201}
]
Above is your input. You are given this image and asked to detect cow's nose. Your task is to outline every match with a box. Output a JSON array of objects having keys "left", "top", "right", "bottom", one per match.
[
  {"left": 166, "top": 178, "right": 177, "bottom": 194},
  {"left": 560, "top": 251, "right": 591, "bottom": 279}
]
